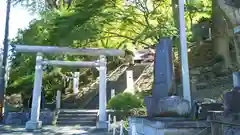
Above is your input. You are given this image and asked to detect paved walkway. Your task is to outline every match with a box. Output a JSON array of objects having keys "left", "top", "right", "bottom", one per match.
[{"left": 0, "top": 125, "right": 112, "bottom": 135}]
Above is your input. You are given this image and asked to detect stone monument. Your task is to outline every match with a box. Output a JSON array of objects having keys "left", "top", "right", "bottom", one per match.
[
  {"left": 223, "top": 72, "right": 240, "bottom": 116},
  {"left": 220, "top": 72, "right": 240, "bottom": 135},
  {"left": 144, "top": 38, "right": 190, "bottom": 117}
]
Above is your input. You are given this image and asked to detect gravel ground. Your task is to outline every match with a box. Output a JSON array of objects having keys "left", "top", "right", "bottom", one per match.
[{"left": 0, "top": 125, "right": 111, "bottom": 135}]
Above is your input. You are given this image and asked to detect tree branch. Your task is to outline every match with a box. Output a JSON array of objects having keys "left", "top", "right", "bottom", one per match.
[{"left": 101, "top": 31, "right": 151, "bottom": 46}]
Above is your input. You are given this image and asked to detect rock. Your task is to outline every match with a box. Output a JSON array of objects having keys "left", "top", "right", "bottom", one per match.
[
  {"left": 198, "top": 75, "right": 207, "bottom": 81},
  {"left": 196, "top": 82, "right": 208, "bottom": 89},
  {"left": 204, "top": 67, "right": 212, "bottom": 72},
  {"left": 191, "top": 76, "right": 198, "bottom": 82},
  {"left": 190, "top": 81, "right": 197, "bottom": 92},
  {"left": 190, "top": 69, "right": 201, "bottom": 75},
  {"left": 204, "top": 72, "right": 216, "bottom": 79},
  {"left": 212, "top": 62, "right": 222, "bottom": 70}
]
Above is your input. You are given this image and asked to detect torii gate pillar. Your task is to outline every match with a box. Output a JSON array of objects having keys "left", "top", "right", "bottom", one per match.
[
  {"left": 25, "top": 53, "right": 44, "bottom": 130},
  {"left": 97, "top": 55, "right": 108, "bottom": 129}
]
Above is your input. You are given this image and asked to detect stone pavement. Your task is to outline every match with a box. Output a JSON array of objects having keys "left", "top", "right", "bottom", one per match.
[{"left": 0, "top": 125, "right": 112, "bottom": 135}]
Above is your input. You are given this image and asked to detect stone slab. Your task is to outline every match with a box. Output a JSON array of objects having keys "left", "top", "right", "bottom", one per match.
[{"left": 152, "top": 38, "right": 173, "bottom": 98}]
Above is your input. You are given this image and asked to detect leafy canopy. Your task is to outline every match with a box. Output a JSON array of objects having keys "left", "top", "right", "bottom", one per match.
[{"left": 7, "top": 0, "right": 212, "bottom": 101}]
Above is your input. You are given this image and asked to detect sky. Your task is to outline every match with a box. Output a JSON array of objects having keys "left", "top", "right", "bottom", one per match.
[{"left": 0, "top": 1, "right": 36, "bottom": 48}]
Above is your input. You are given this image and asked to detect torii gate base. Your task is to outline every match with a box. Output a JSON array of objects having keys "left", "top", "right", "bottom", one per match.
[
  {"left": 97, "top": 121, "right": 108, "bottom": 129},
  {"left": 26, "top": 121, "right": 42, "bottom": 130}
]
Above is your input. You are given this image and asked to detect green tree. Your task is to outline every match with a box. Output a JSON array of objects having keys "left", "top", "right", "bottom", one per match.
[
  {"left": 7, "top": 0, "right": 183, "bottom": 104},
  {"left": 13, "top": 0, "right": 73, "bottom": 12}
]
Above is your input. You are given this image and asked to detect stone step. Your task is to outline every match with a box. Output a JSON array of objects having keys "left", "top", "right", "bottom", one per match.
[
  {"left": 57, "top": 117, "right": 96, "bottom": 121},
  {"left": 56, "top": 120, "right": 96, "bottom": 126},
  {"left": 58, "top": 113, "right": 97, "bottom": 117},
  {"left": 59, "top": 109, "right": 98, "bottom": 114},
  {"left": 56, "top": 109, "right": 99, "bottom": 126},
  {"left": 61, "top": 103, "right": 82, "bottom": 109}
]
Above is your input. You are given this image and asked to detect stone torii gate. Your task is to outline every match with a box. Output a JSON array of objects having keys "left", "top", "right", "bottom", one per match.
[{"left": 12, "top": 45, "right": 125, "bottom": 130}]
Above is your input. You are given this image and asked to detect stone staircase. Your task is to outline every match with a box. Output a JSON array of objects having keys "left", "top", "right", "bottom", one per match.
[
  {"left": 85, "top": 63, "right": 149, "bottom": 109},
  {"left": 82, "top": 64, "right": 130, "bottom": 109},
  {"left": 134, "top": 62, "right": 154, "bottom": 91},
  {"left": 62, "top": 64, "right": 129, "bottom": 109},
  {"left": 190, "top": 41, "right": 214, "bottom": 68},
  {"left": 56, "top": 109, "right": 98, "bottom": 126}
]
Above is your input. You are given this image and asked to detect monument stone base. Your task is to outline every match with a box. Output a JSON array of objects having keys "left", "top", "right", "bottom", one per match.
[{"left": 144, "top": 96, "right": 191, "bottom": 117}]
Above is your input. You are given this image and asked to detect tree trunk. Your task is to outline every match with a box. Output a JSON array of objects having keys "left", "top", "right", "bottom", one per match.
[
  {"left": 218, "top": 0, "right": 240, "bottom": 66},
  {"left": 218, "top": 0, "right": 240, "bottom": 25},
  {"left": 172, "top": 0, "right": 180, "bottom": 29},
  {"left": 212, "top": 0, "right": 232, "bottom": 68},
  {"left": 170, "top": 0, "right": 181, "bottom": 94},
  {"left": 171, "top": 0, "right": 182, "bottom": 84},
  {"left": 233, "top": 35, "right": 240, "bottom": 65},
  {"left": 21, "top": 93, "right": 29, "bottom": 109},
  {"left": 171, "top": 0, "right": 181, "bottom": 55}
]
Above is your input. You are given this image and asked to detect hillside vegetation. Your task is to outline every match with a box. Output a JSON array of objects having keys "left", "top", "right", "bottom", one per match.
[{"left": 4, "top": 0, "right": 240, "bottom": 107}]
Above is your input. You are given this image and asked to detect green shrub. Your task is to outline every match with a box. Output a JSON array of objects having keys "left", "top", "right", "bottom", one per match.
[
  {"left": 129, "top": 108, "right": 147, "bottom": 116},
  {"left": 107, "top": 92, "right": 143, "bottom": 110}
]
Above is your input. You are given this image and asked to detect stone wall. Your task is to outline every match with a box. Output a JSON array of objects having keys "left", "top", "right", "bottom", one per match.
[
  {"left": 224, "top": 126, "right": 240, "bottom": 135},
  {"left": 4, "top": 110, "right": 55, "bottom": 125},
  {"left": 209, "top": 111, "right": 240, "bottom": 135},
  {"left": 128, "top": 116, "right": 240, "bottom": 135},
  {"left": 128, "top": 117, "right": 210, "bottom": 135}
]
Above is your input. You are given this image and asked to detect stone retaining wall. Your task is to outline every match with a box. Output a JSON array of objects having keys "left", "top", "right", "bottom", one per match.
[
  {"left": 209, "top": 111, "right": 240, "bottom": 135},
  {"left": 128, "top": 117, "right": 210, "bottom": 135},
  {"left": 4, "top": 111, "right": 55, "bottom": 125}
]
